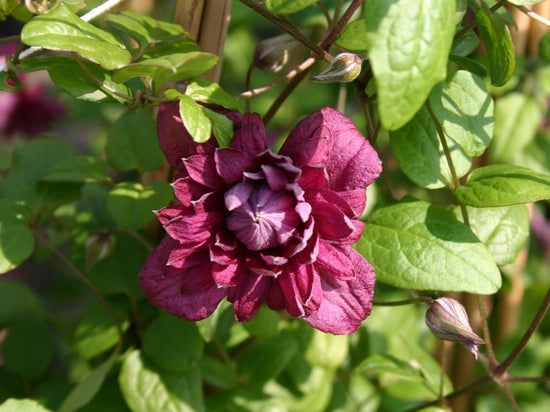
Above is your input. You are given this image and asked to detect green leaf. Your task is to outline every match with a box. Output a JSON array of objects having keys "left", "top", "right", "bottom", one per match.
[
  {"left": 455, "top": 205, "right": 529, "bottom": 266},
  {"left": 428, "top": 70, "right": 494, "bottom": 157},
  {"left": 335, "top": 18, "right": 368, "bottom": 53},
  {"left": 178, "top": 94, "right": 213, "bottom": 144},
  {"left": 0, "top": 280, "right": 41, "bottom": 325},
  {"left": 0, "top": 0, "right": 19, "bottom": 20},
  {"left": 303, "top": 329, "right": 349, "bottom": 368},
  {"left": 0, "top": 200, "right": 34, "bottom": 274},
  {"left": 265, "top": 0, "right": 318, "bottom": 14},
  {"left": 355, "top": 353, "right": 423, "bottom": 381},
  {"left": 202, "top": 106, "right": 234, "bottom": 148},
  {"left": 74, "top": 298, "right": 130, "bottom": 359},
  {"left": 199, "top": 356, "right": 236, "bottom": 389},
  {"left": 119, "top": 350, "right": 204, "bottom": 412},
  {"left": 142, "top": 313, "right": 204, "bottom": 373},
  {"left": 242, "top": 305, "right": 279, "bottom": 339},
  {"left": 106, "top": 111, "right": 164, "bottom": 172},
  {"left": 21, "top": 4, "right": 130, "bottom": 70},
  {"left": 475, "top": 8, "right": 515, "bottom": 87},
  {"left": 450, "top": 30, "right": 479, "bottom": 57},
  {"left": 355, "top": 199, "right": 502, "bottom": 293},
  {"left": 58, "top": 354, "right": 117, "bottom": 412},
  {"left": 106, "top": 10, "right": 187, "bottom": 53},
  {"left": 185, "top": 77, "right": 240, "bottom": 110},
  {"left": 237, "top": 330, "right": 298, "bottom": 386},
  {"left": 448, "top": 55, "right": 487, "bottom": 78},
  {"left": 40, "top": 156, "right": 109, "bottom": 183},
  {"left": 2, "top": 314, "right": 53, "bottom": 379},
  {"left": 112, "top": 52, "right": 218, "bottom": 92},
  {"left": 0, "top": 399, "right": 52, "bottom": 412},
  {"left": 455, "top": 165, "right": 550, "bottom": 207},
  {"left": 106, "top": 181, "right": 173, "bottom": 230},
  {"left": 365, "top": 0, "right": 456, "bottom": 130},
  {"left": 3, "top": 138, "right": 82, "bottom": 211},
  {"left": 389, "top": 106, "right": 472, "bottom": 189},
  {"left": 490, "top": 93, "right": 541, "bottom": 163}
]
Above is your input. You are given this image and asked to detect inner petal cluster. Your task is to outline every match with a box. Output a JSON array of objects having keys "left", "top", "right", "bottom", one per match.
[{"left": 226, "top": 181, "right": 299, "bottom": 251}]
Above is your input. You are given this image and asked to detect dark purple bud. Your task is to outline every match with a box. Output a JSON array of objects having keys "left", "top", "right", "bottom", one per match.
[
  {"left": 253, "top": 34, "right": 300, "bottom": 73},
  {"left": 425, "top": 297, "right": 485, "bottom": 359}
]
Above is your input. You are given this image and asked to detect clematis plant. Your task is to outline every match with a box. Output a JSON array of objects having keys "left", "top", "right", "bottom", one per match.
[{"left": 139, "top": 102, "right": 382, "bottom": 334}]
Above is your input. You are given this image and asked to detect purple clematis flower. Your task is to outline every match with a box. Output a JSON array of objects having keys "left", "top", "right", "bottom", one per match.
[{"left": 139, "top": 102, "right": 382, "bottom": 334}]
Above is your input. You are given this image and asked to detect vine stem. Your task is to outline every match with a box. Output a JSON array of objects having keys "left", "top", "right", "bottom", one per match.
[
  {"left": 372, "top": 296, "right": 434, "bottom": 306},
  {"left": 238, "top": 0, "right": 333, "bottom": 63},
  {"left": 35, "top": 231, "right": 124, "bottom": 343}
]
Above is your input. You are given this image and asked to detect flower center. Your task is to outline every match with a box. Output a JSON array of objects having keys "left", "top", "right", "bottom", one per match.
[{"left": 225, "top": 182, "right": 299, "bottom": 251}]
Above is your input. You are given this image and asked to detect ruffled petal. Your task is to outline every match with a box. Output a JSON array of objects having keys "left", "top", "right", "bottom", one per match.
[
  {"left": 279, "top": 110, "right": 332, "bottom": 168},
  {"left": 215, "top": 148, "right": 254, "bottom": 184},
  {"left": 184, "top": 154, "right": 225, "bottom": 190},
  {"left": 337, "top": 189, "right": 367, "bottom": 218},
  {"left": 298, "top": 166, "right": 329, "bottom": 191},
  {"left": 161, "top": 211, "right": 225, "bottom": 243},
  {"left": 172, "top": 177, "right": 209, "bottom": 207},
  {"left": 227, "top": 273, "right": 271, "bottom": 321},
  {"left": 139, "top": 237, "right": 227, "bottom": 320},
  {"left": 230, "top": 112, "right": 269, "bottom": 156},
  {"left": 311, "top": 200, "right": 355, "bottom": 240},
  {"left": 315, "top": 241, "right": 354, "bottom": 280},
  {"left": 319, "top": 107, "right": 382, "bottom": 191},
  {"left": 156, "top": 102, "right": 218, "bottom": 170},
  {"left": 212, "top": 260, "right": 248, "bottom": 287},
  {"left": 304, "top": 246, "right": 375, "bottom": 334},
  {"left": 279, "top": 262, "right": 322, "bottom": 317}
]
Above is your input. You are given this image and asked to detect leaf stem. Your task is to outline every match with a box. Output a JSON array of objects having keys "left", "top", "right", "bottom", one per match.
[
  {"left": 238, "top": 0, "right": 333, "bottom": 63},
  {"left": 35, "top": 231, "right": 124, "bottom": 344},
  {"left": 372, "top": 296, "right": 434, "bottom": 306}
]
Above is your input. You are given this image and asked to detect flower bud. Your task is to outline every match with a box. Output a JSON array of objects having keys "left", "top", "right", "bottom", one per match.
[
  {"left": 253, "top": 34, "right": 300, "bottom": 73},
  {"left": 425, "top": 298, "right": 485, "bottom": 359},
  {"left": 311, "top": 53, "right": 363, "bottom": 83},
  {"left": 85, "top": 231, "right": 116, "bottom": 271}
]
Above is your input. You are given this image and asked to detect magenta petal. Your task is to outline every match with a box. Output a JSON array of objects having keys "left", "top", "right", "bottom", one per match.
[
  {"left": 161, "top": 211, "right": 224, "bottom": 243},
  {"left": 156, "top": 204, "right": 192, "bottom": 226},
  {"left": 315, "top": 241, "right": 354, "bottom": 280},
  {"left": 184, "top": 154, "right": 225, "bottom": 190},
  {"left": 139, "top": 237, "right": 227, "bottom": 320},
  {"left": 304, "top": 246, "right": 375, "bottom": 334},
  {"left": 167, "top": 244, "right": 208, "bottom": 269},
  {"left": 224, "top": 181, "right": 253, "bottom": 211},
  {"left": 156, "top": 102, "right": 218, "bottom": 170},
  {"left": 215, "top": 148, "right": 254, "bottom": 184},
  {"left": 298, "top": 166, "right": 329, "bottom": 191},
  {"left": 279, "top": 262, "right": 321, "bottom": 317},
  {"left": 227, "top": 273, "right": 270, "bottom": 321},
  {"left": 338, "top": 189, "right": 367, "bottom": 217},
  {"left": 262, "top": 164, "right": 288, "bottom": 191},
  {"left": 230, "top": 112, "right": 269, "bottom": 156},
  {"left": 279, "top": 110, "right": 332, "bottom": 168},
  {"left": 212, "top": 261, "right": 247, "bottom": 287},
  {"left": 312, "top": 201, "right": 355, "bottom": 240},
  {"left": 172, "top": 177, "right": 208, "bottom": 207},
  {"left": 319, "top": 107, "right": 382, "bottom": 191}
]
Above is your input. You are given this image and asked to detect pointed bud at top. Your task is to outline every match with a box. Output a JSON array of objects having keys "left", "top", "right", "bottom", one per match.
[
  {"left": 85, "top": 231, "right": 116, "bottom": 271},
  {"left": 253, "top": 34, "right": 300, "bottom": 73},
  {"left": 311, "top": 53, "right": 363, "bottom": 83},
  {"left": 425, "top": 298, "right": 485, "bottom": 359}
]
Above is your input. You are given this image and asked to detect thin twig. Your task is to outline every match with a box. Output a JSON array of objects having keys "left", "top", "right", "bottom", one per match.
[
  {"left": 372, "top": 296, "right": 434, "bottom": 306},
  {"left": 514, "top": 4, "right": 550, "bottom": 28},
  {"left": 477, "top": 295, "right": 497, "bottom": 367}
]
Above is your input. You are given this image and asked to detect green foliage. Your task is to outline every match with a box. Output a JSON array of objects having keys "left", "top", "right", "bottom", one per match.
[
  {"left": 3, "top": 1, "right": 550, "bottom": 411},
  {"left": 365, "top": 0, "right": 456, "bottom": 130},
  {"left": 356, "top": 198, "right": 502, "bottom": 293}
]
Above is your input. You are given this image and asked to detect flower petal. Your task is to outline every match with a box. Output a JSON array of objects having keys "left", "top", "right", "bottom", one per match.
[
  {"left": 139, "top": 237, "right": 227, "bottom": 320},
  {"left": 227, "top": 273, "right": 271, "bottom": 321},
  {"left": 184, "top": 154, "right": 225, "bottom": 189},
  {"left": 230, "top": 112, "right": 269, "bottom": 156},
  {"left": 156, "top": 102, "right": 218, "bottom": 170},
  {"left": 315, "top": 241, "right": 354, "bottom": 280},
  {"left": 212, "top": 261, "right": 247, "bottom": 287},
  {"left": 215, "top": 148, "right": 254, "bottom": 184},
  {"left": 279, "top": 110, "right": 332, "bottom": 168},
  {"left": 337, "top": 189, "right": 367, "bottom": 218},
  {"left": 304, "top": 246, "right": 375, "bottom": 334},
  {"left": 279, "top": 262, "right": 322, "bottom": 317},
  {"left": 298, "top": 166, "right": 329, "bottom": 191},
  {"left": 172, "top": 177, "right": 209, "bottom": 207},
  {"left": 311, "top": 200, "right": 355, "bottom": 240},
  {"left": 161, "top": 211, "right": 225, "bottom": 244},
  {"left": 319, "top": 107, "right": 382, "bottom": 191}
]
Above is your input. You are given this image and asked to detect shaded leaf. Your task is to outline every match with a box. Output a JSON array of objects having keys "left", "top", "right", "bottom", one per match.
[
  {"left": 429, "top": 70, "right": 494, "bottom": 157},
  {"left": 355, "top": 353, "right": 422, "bottom": 381},
  {"left": 265, "top": 0, "right": 318, "bottom": 14},
  {"left": 40, "top": 156, "right": 109, "bottom": 183},
  {"left": 355, "top": 199, "right": 502, "bottom": 293},
  {"left": 475, "top": 8, "right": 515, "bottom": 86},
  {"left": 390, "top": 106, "right": 471, "bottom": 189},
  {"left": 0, "top": 200, "right": 34, "bottom": 274},
  {"left": 21, "top": 3, "right": 130, "bottom": 70},
  {"left": 365, "top": 0, "right": 456, "bottom": 130},
  {"left": 455, "top": 165, "right": 550, "bottom": 206}
]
